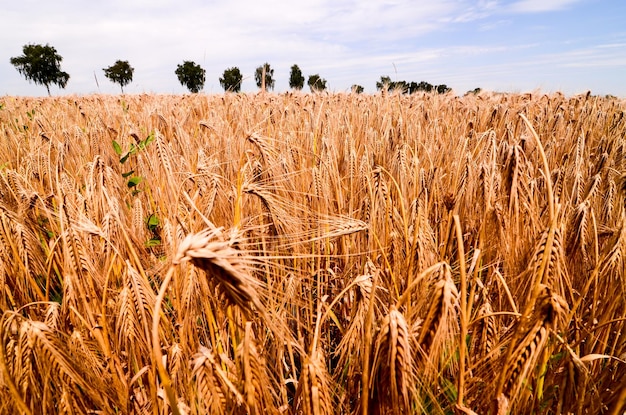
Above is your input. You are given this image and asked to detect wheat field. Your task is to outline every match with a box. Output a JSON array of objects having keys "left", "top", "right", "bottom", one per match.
[{"left": 0, "top": 91, "right": 625, "bottom": 414}]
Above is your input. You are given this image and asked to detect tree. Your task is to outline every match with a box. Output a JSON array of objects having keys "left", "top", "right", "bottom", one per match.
[
  {"left": 255, "top": 63, "right": 275, "bottom": 91},
  {"left": 219, "top": 67, "right": 243, "bottom": 92},
  {"left": 376, "top": 76, "right": 408, "bottom": 93},
  {"left": 351, "top": 85, "right": 364, "bottom": 94},
  {"left": 307, "top": 74, "right": 327, "bottom": 92},
  {"left": 289, "top": 64, "right": 305, "bottom": 90},
  {"left": 435, "top": 84, "right": 451, "bottom": 94},
  {"left": 10, "top": 43, "right": 70, "bottom": 96},
  {"left": 465, "top": 87, "right": 482, "bottom": 96},
  {"left": 175, "top": 61, "right": 206, "bottom": 93},
  {"left": 415, "top": 81, "right": 434, "bottom": 93},
  {"left": 103, "top": 60, "right": 134, "bottom": 93},
  {"left": 394, "top": 81, "right": 409, "bottom": 94},
  {"left": 376, "top": 76, "right": 392, "bottom": 92}
]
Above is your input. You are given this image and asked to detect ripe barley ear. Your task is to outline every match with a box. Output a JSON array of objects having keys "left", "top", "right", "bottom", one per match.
[
  {"left": 174, "top": 227, "right": 267, "bottom": 321},
  {"left": 296, "top": 349, "right": 332, "bottom": 415},
  {"left": 370, "top": 306, "right": 413, "bottom": 415}
]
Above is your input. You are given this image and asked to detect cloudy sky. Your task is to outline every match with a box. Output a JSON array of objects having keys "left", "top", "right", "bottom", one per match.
[{"left": 1, "top": 0, "right": 625, "bottom": 96}]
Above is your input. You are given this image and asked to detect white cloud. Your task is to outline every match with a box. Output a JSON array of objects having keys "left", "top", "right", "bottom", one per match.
[
  {"left": 478, "top": 19, "right": 512, "bottom": 31},
  {"left": 508, "top": 0, "right": 583, "bottom": 13},
  {"left": 1, "top": 0, "right": 624, "bottom": 96}
]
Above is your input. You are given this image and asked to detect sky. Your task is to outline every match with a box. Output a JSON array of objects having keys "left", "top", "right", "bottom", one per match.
[{"left": 1, "top": 0, "right": 625, "bottom": 96}]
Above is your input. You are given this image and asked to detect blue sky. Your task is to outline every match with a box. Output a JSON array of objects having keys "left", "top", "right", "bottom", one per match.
[{"left": 1, "top": 0, "right": 625, "bottom": 96}]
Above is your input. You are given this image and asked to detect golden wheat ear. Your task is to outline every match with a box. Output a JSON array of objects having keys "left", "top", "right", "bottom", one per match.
[
  {"left": 472, "top": 300, "right": 498, "bottom": 361},
  {"left": 295, "top": 349, "right": 333, "bottom": 415},
  {"left": 238, "top": 321, "right": 281, "bottom": 415},
  {"left": 497, "top": 285, "right": 568, "bottom": 407},
  {"left": 416, "top": 263, "right": 460, "bottom": 378},
  {"left": 369, "top": 305, "right": 414, "bottom": 415},
  {"left": 0, "top": 311, "right": 117, "bottom": 414},
  {"left": 192, "top": 345, "right": 243, "bottom": 413},
  {"left": 174, "top": 227, "right": 268, "bottom": 320}
]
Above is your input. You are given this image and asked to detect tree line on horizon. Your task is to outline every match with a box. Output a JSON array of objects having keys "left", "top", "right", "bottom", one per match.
[
  {"left": 375, "top": 75, "right": 453, "bottom": 95},
  {"left": 10, "top": 43, "right": 465, "bottom": 96}
]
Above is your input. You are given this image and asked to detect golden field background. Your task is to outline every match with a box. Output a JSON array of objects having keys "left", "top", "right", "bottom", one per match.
[{"left": 0, "top": 91, "right": 625, "bottom": 414}]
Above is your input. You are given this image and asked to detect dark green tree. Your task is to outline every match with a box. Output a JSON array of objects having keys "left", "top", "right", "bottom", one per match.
[
  {"left": 307, "top": 74, "right": 327, "bottom": 92},
  {"left": 436, "top": 84, "right": 451, "bottom": 94},
  {"left": 376, "top": 76, "right": 409, "bottom": 93},
  {"left": 351, "top": 84, "right": 364, "bottom": 94},
  {"left": 415, "top": 81, "right": 434, "bottom": 92},
  {"left": 376, "top": 76, "right": 392, "bottom": 92},
  {"left": 289, "top": 64, "right": 305, "bottom": 90},
  {"left": 394, "top": 81, "right": 409, "bottom": 94},
  {"left": 219, "top": 67, "right": 243, "bottom": 92},
  {"left": 10, "top": 43, "right": 70, "bottom": 96},
  {"left": 103, "top": 60, "right": 134, "bottom": 93},
  {"left": 255, "top": 63, "right": 275, "bottom": 91},
  {"left": 175, "top": 61, "right": 206, "bottom": 93}
]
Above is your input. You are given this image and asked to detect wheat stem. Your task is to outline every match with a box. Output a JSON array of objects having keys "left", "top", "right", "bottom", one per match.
[
  {"left": 152, "top": 265, "right": 181, "bottom": 415},
  {"left": 454, "top": 215, "right": 468, "bottom": 406}
]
